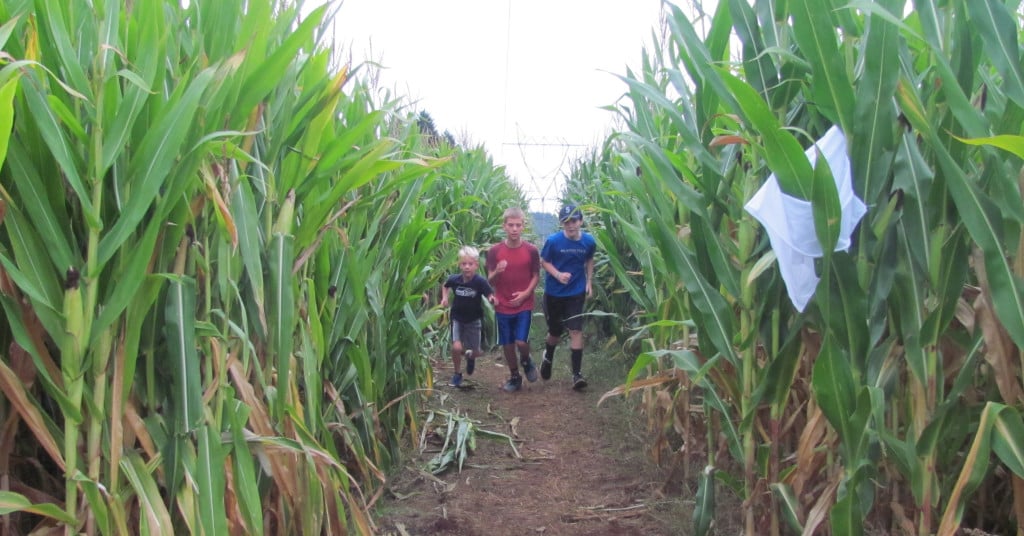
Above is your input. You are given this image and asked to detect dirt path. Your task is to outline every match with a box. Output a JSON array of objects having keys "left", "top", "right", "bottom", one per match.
[{"left": 374, "top": 345, "right": 690, "bottom": 535}]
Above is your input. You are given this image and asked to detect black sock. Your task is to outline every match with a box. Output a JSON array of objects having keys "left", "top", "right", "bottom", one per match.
[
  {"left": 544, "top": 344, "right": 556, "bottom": 362},
  {"left": 571, "top": 349, "right": 582, "bottom": 375}
]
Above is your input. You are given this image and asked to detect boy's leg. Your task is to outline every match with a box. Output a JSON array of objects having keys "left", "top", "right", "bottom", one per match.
[
  {"left": 563, "top": 294, "right": 587, "bottom": 389},
  {"left": 451, "top": 321, "right": 464, "bottom": 374},
  {"left": 514, "top": 310, "right": 537, "bottom": 382},
  {"left": 464, "top": 319, "right": 483, "bottom": 375},
  {"left": 496, "top": 313, "right": 519, "bottom": 375},
  {"left": 542, "top": 294, "right": 563, "bottom": 380},
  {"left": 450, "top": 322, "right": 464, "bottom": 386}
]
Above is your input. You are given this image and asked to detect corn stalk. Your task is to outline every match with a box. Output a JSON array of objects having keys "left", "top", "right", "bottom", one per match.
[{"left": 587, "top": 0, "right": 1024, "bottom": 534}]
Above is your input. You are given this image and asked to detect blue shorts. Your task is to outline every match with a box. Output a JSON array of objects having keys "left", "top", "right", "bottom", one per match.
[{"left": 495, "top": 310, "right": 532, "bottom": 346}]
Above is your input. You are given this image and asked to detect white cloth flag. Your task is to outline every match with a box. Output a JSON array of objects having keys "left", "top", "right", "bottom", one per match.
[{"left": 743, "top": 125, "right": 867, "bottom": 312}]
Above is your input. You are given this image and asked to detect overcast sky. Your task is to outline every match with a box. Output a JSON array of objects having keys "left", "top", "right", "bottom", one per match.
[{"left": 314, "top": 0, "right": 666, "bottom": 213}]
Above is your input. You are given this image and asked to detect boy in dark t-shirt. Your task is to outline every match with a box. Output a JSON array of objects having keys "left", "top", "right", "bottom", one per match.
[{"left": 440, "top": 246, "right": 496, "bottom": 387}]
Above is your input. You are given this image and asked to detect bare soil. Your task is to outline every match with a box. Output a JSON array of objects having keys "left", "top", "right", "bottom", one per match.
[{"left": 373, "top": 343, "right": 694, "bottom": 536}]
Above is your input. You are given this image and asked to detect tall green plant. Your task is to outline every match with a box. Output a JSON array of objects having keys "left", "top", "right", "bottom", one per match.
[
  {"left": 589, "top": 1, "right": 1024, "bottom": 534},
  {"left": 0, "top": 0, "right": 525, "bottom": 533}
]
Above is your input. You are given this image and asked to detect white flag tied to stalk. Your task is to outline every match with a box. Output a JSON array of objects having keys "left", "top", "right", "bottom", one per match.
[{"left": 743, "top": 125, "right": 867, "bottom": 312}]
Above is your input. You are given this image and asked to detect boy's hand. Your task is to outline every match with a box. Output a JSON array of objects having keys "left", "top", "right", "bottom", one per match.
[
  {"left": 440, "top": 297, "right": 448, "bottom": 308},
  {"left": 488, "top": 295, "right": 498, "bottom": 305},
  {"left": 495, "top": 260, "right": 508, "bottom": 273}
]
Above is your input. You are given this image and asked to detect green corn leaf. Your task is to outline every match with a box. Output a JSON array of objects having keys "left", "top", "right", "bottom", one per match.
[
  {"left": 966, "top": 0, "right": 1024, "bottom": 108},
  {"left": 830, "top": 477, "right": 864, "bottom": 536},
  {"left": 810, "top": 145, "right": 841, "bottom": 259},
  {"left": 231, "top": 172, "right": 267, "bottom": 325},
  {"left": 826, "top": 255, "right": 870, "bottom": 369},
  {"left": 812, "top": 339, "right": 856, "bottom": 457},
  {"left": 0, "top": 195, "right": 64, "bottom": 333},
  {"left": 851, "top": 0, "right": 901, "bottom": 205},
  {"left": 121, "top": 451, "right": 174, "bottom": 534},
  {"left": 648, "top": 220, "right": 737, "bottom": 367},
  {"left": 98, "top": 66, "right": 216, "bottom": 267},
  {"left": 165, "top": 276, "right": 202, "bottom": 435},
  {"left": 196, "top": 424, "right": 228, "bottom": 536},
  {"left": 912, "top": 0, "right": 943, "bottom": 51},
  {"left": 769, "top": 482, "right": 805, "bottom": 534},
  {"left": 937, "top": 403, "right": 1001, "bottom": 534},
  {"left": 0, "top": 75, "right": 17, "bottom": 167},
  {"left": 729, "top": 0, "right": 778, "bottom": 98},
  {"left": 20, "top": 72, "right": 96, "bottom": 228},
  {"left": 992, "top": 407, "right": 1024, "bottom": 477},
  {"left": 91, "top": 212, "right": 161, "bottom": 338},
  {"left": 693, "top": 465, "right": 715, "bottom": 536},
  {"left": 665, "top": 3, "right": 740, "bottom": 116},
  {"left": 954, "top": 134, "right": 1024, "bottom": 159},
  {"left": 4, "top": 142, "right": 76, "bottom": 273},
  {"left": 74, "top": 473, "right": 112, "bottom": 533},
  {"left": 0, "top": 490, "right": 77, "bottom": 524},
  {"left": 299, "top": 324, "right": 323, "bottom": 434},
  {"left": 892, "top": 132, "right": 934, "bottom": 277},
  {"left": 0, "top": 14, "right": 20, "bottom": 51},
  {"left": 36, "top": 4, "right": 91, "bottom": 100},
  {"left": 226, "top": 401, "right": 263, "bottom": 535},
  {"left": 896, "top": 79, "right": 1024, "bottom": 349},
  {"left": 269, "top": 232, "right": 296, "bottom": 421},
  {"left": 233, "top": 4, "right": 326, "bottom": 120},
  {"left": 719, "top": 69, "right": 813, "bottom": 201},
  {"left": 790, "top": 0, "right": 854, "bottom": 132}
]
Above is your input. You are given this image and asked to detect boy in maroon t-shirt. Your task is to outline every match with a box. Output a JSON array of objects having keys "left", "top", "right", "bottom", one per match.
[{"left": 486, "top": 208, "right": 541, "bottom": 392}]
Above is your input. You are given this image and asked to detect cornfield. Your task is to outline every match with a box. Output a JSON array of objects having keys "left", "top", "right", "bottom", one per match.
[
  {"left": 574, "top": 0, "right": 1024, "bottom": 535},
  {"left": 6, "top": 0, "right": 1024, "bottom": 535},
  {"left": 0, "top": 0, "right": 522, "bottom": 534}
]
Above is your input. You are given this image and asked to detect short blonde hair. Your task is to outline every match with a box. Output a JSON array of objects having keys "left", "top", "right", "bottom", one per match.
[
  {"left": 458, "top": 245, "right": 480, "bottom": 260},
  {"left": 503, "top": 207, "right": 526, "bottom": 222}
]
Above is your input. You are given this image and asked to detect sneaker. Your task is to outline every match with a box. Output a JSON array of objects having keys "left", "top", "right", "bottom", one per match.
[
  {"left": 572, "top": 373, "right": 587, "bottom": 390},
  {"left": 502, "top": 375, "right": 522, "bottom": 392},
  {"left": 465, "top": 350, "right": 475, "bottom": 375},
  {"left": 450, "top": 373, "right": 463, "bottom": 387},
  {"left": 540, "top": 358, "right": 552, "bottom": 380},
  {"left": 522, "top": 359, "right": 538, "bottom": 383}
]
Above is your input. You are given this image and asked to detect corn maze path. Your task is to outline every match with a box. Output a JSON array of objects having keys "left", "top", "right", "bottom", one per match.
[{"left": 374, "top": 347, "right": 694, "bottom": 536}]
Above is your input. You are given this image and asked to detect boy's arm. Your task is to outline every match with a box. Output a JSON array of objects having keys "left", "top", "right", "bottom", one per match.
[
  {"left": 542, "top": 258, "right": 571, "bottom": 285},
  {"left": 540, "top": 258, "right": 558, "bottom": 277},
  {"left": 483, "top": 279, "right": 498, "bottom": 305},
  {"left": 524, "top": 248, "right": 541, "bottom": 294},
  {"left": 440, "top": 284, "right": 449, "bottom": 307},
  {"left": 585, "top": 257, "right": 595, "bottom": 296}
]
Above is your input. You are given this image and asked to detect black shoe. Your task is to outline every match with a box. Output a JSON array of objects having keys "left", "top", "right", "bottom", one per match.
[
  {"left": 540, "top": 358, "right": 552, "bottom": 380},
  {"left": 572, "top": 373, "right": 587, "bottom": 390},
  {"left": 503, "top": 375, "right": 523, "bottom": 392}
]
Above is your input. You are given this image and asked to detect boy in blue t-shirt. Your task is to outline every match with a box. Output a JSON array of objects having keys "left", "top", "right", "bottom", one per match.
[
  {"left": 540, "top": 204, "right": 597, "bottom": 390},
  {"left": 440, "top": 246, "right": 496, "bottom": 387}
]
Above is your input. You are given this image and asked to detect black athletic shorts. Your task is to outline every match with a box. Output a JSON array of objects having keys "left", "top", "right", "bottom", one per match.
[{"left": 543, "top": 293, "right": 585, "bottom": 336}]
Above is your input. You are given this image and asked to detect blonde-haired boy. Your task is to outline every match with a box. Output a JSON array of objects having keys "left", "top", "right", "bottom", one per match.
[{"left": 440, "top": 246, "right": 496, "bottom": 387}]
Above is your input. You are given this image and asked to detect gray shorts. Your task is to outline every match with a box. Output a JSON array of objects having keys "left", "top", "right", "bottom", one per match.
[{"left": 452, "top": 319, "right": 483, "bottom": 352}]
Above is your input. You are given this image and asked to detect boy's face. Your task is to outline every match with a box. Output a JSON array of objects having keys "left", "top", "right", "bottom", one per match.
[
  {"left": 561, "top": 217, "right": 581, "bottom": 240},
  {"left": 503, "top": 217, "right": 524, "bottom": 242},
  {"left": 459, "top": 256, "right": 478, "bottom": 277}
]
